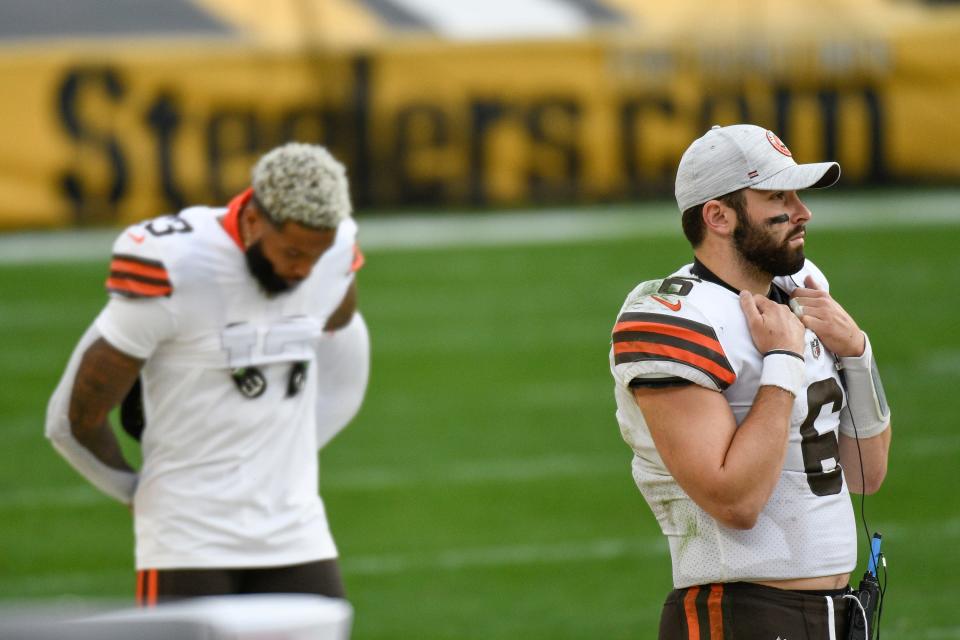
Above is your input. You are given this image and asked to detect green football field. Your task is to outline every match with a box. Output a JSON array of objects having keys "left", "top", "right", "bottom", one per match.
[{"left": 1, "top": 191, "right": 958, "bottom": 638}]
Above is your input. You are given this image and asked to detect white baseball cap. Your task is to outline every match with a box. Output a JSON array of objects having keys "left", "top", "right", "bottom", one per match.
[{"left": 674, "top": 124, "right": 840, "bottom": 212}]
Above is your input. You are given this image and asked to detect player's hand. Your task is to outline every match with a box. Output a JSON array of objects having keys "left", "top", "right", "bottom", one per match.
[
  {"left": 789, "top": 275, "right": 865, "bottom": 357},
  {"left": 740, "top": 291, "right": 805, "bottom": 355}
]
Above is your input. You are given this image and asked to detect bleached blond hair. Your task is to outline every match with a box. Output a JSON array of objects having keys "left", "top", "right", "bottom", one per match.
[{"left": 251, "top": 143, "right": 352, "bottom": 229}]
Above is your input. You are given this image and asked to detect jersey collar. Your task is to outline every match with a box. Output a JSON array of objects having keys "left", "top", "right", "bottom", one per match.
[
  {"left": 222, "top": 188, "right": 252, "bottom": 251},
  {"left": 690, "top": 257, "right": 790, "bottom": 304}
]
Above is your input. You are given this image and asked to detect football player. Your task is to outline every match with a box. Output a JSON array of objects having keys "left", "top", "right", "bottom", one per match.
[
  {"left": 46, "top": 143, "right": 369, "bottom": 603},
  {"left": 610, "top": 125, "right": 891, "bottom": 638}
]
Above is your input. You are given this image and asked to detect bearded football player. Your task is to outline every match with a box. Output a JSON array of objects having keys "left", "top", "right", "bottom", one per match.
[{"left": 609, "top": 125, "right": 892, "bottom": 638}]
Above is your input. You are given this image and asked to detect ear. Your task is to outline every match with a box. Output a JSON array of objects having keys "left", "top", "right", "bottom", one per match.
[{"left": 702, "top": 199, "right": 736, "bottom": 238}]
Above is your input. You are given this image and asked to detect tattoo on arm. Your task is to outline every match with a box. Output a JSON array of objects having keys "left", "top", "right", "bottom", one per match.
[{"left": 68, "top": 338, "right": 144, "bottom": 472}]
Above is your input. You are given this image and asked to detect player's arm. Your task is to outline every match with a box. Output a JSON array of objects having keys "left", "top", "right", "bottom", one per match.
[
  {"left": 839, "top": 428, "right": 891, "bottom": 495},
  {"left": 47, "top": 222, "right": 177, "bottom": 501},
  {"left": 324, "top": 279, "right": 357, "bottom": 331},
  {"left": 46, "top": 324, "right": 141, "bottom": 504},
  {"left": 315, "top": 280, "right": 369, "bottom": 449},
  {"left": 633, "top": 292, "right": 807, "bottom": 530},
  {"left": 68, "top": 337, "right": 143, "bottom": 472},
  {"left": 791, "top": 274, "right": 891, "bottom": 494},
  {"left": 312, "top": 232, "right": 367, "bottom": 448},
  {"left": 634, "top": 383, "right": 795, "bottom": 530},
  {"left": 836, "top": 333, "right": 891, "bottom": 495}
]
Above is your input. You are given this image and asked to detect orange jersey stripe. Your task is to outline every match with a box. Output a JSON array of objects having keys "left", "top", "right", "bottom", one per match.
[
  {"left": 708, "top": 584, "right": 724, "bottom": 638},
  {"left": 683, "top": 586, "right": 700, "bottom": 639},
  {"left": 146, "top": 569, "right": 158, "bottom": 606},
  {"left": 110, "top": 258, "right": 169, "bottom": 281},
  {"left": 613, "top": 340, "right": 736, "bottom": 385},
  {"left": 135, "top": 570, "right": 144, "bottom": 607},
  {"left": 107, "top": 277, "right": 173, "bottom": 297},
  {"left": 351, "top": 244, "right": 365, "bottom": 272},
  {"left": 613, "top": 320, "right": 723, "bottom": 355}
]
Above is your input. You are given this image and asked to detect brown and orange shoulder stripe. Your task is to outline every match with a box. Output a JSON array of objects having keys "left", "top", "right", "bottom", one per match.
[
  {"left": 612, "top": 311, "right": 736, "bottom": 390},
  {"left": 106, "top": 253, "right": 172, "bottom": 298}
]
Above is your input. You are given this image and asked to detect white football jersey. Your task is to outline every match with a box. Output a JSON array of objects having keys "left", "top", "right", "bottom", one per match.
[
  {"left": 609, "top": 259, "right": 857, "bottom": 588},
  {"left": 95, "top": 193, "right": 360, "bottom": 570}
]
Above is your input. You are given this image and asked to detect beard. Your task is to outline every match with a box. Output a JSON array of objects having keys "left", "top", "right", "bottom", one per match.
[
  {"left": 245, "top": 240, "right": 294, "bottom": 295},
  {"left": 733, "top": 210, "right": 806, "bottom": 277}
]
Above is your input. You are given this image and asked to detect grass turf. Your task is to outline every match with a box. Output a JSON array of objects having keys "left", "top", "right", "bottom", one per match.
[{"left": 1, "top": 201, "right": 958, "bottom": 638}]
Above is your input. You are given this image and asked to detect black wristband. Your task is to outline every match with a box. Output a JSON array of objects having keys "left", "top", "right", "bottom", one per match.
[{"left": 764, "top": 349, "right": 804, "bottom": 361}]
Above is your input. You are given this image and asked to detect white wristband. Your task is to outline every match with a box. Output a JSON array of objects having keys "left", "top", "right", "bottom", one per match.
[{"left": 760, "top": 351, "right": 806, "bottom": 397}]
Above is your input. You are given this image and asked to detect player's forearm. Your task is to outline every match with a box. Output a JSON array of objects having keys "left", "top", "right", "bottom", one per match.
[
  {"left": 69, "top": 387, "right": 135, "bottom": 472},
  {"left": 68, "top": 338, "right": 141, "bottom": 472},
  {"left": 839, "top": 426, "right": 891, "bottom": 494},
  {"left": 315, "top": 312, "right": 370, "bottom": 449},
  {"left": 46, "top": 324, "right": 139, "bottom": 504},
  {"left": 68, "top": 418, "right": 134, "bottom": 473},
  {"left": 324, "top": 281, "right": 357, "bottom": 331},
  {"left": 707, "top": 386, "right": 794, "bottom": 529}
]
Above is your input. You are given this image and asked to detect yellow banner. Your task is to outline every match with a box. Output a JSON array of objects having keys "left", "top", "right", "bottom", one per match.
[{"left": 1, "top": 25, "right": 959, "bottom": 229}]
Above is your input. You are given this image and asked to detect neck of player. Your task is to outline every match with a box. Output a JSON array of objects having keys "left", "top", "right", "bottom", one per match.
[{"left": 693, "top": 246, "right": 774, "bottom": 297}]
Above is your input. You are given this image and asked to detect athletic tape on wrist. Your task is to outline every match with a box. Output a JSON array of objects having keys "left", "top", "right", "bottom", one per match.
[
  {"left": 838, "top": 332, "right": 891, "bottom": 438},
  {"left": 760, "top": 351, "right": 806, "bottom": 397}
]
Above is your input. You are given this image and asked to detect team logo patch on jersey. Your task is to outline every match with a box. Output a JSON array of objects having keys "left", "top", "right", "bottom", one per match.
[
  {"left": 810, "top": 337, "right": 822, "bottom": 359},
  {"left": 231, "top": 367, "right": 267, "bottom": 398}
]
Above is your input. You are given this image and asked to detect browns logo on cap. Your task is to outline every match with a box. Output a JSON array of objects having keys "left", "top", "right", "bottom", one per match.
[{"left": 766, "top": 130, "right": 792, "bottom": 157}]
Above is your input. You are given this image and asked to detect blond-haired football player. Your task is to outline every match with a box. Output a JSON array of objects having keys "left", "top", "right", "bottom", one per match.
[{"left": 47, "top": 143, "right": 369, "bottom": 603}]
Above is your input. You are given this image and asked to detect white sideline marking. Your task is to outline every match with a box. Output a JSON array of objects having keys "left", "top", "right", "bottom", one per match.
[
  {"left": 15, "top": 428, "right": 952, "bottom": 506},
  {"left": 2, "top": 191, "right": 959, "bottom": 264},
  {"left": 9, "top": 427, "right": 958, "bottom": 509},
  {"left": 921, "top": 350, "right": 960, "bottom": 376},
  {"left": 325, "top": 453, "right": 624, "bottom": 491},
  {"left": 345, "top": 536, "right": 667, "bottom": 576},
  {"left": 899, "top": 433, "right": 960, "bottom": 457},
  {"left": 1, "top": 537, "right": 666, "bottom": 595},
  {"left": 866, "top": 516, "right": 960, "bottom": 541},
  {"left": 0, "top": 208, "right": 669, "bottom": 264},
  {"left": 0, "top": 453, "right": 625, "bottom": 509},
  {"left": 918, "top": 628, "right": 960, "bottom": 639},
  {"left": 0, "top": 485, "right": 105, "bottom": 509}
]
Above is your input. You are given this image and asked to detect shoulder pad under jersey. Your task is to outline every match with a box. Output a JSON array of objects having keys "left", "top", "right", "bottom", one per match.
[
  {"left": 612, "top": 276, "right": 736, "bottom": 391},
  {"left": 104, "top": 216, "right": 187, "bottom": 299}
]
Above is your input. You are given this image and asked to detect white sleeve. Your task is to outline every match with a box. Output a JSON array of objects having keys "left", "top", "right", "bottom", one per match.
[
  {"left": 95, "top": 296, "right": 176, "bottom": 359},
  {"left": 45, "top": 323, "right": 138, "bottom": 505},
  {"left": 305, "top": 217, "right": 361, "bottom": 327},
  {"left": 95, "top": 224, "right": 179, "bottom": 358},
  {"left": 611, "top": 285, "right": 735, "bottom": 392},
  {"left": 315, "top": 312, "right": 370, "bottom": 450}
]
